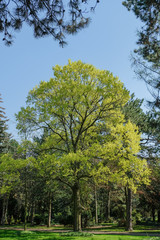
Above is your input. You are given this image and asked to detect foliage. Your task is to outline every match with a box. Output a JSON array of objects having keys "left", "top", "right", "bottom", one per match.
[
  {"left": 123, "top": 1, "right": 160, "bottom": 108},
  {"left": 92, "top": 121, "right": 150, "bottom": 191},
  {"left": 15, "top": 60, "right": 150, "bottom": 192},
  {"left": 0, "top": 94, "right": 9, "bottom": 154},
  {"left": 0, "top": 154, "right": 30, "bottom": 195},
  {"left": 131, "top": 54, "right": 160, "bottom": 107},
  {"left": 123, "top": 0, "right": 160, "bottom": 66},
  {"left": 0, "top": 0, "right": 99, "bottom": 47},
  {"left": 16, "top": 60, "right": 132, "bottom": 190},
  {"left": 122, "top": 93, "right": 149, "bottom": 132}
]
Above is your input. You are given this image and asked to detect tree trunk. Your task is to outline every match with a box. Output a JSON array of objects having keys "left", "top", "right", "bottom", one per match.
[
  {"left": 24, "top": 170, "right": 27, "bottom": 231},
  {"left": 158, "top": 210, "right": 160, "bottom": 223},
  {"left": 106, "top": 190, "right": 111, "bottom": 221},
  {"left": 30, "top": 202, "right": 35, "bottom": 225},
  {"left": 47, "top": 192, "right": 52, "bottom": 228},
  {"left": 152, "top": 206, "right": 155, "bottom": 222},
  {"left": 73, "top": 183, "right": 81, "bottom": 231},
  {"left": 125, "top": 187, "right": 133, "bottom": 231},
  {"left": 94, "top": 185, "right": 98, "bottom": 224},
  {"left": 1, "top": 195, "right": 8, "bottom": 225}
]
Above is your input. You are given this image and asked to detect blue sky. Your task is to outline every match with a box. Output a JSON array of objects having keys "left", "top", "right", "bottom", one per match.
[{"left": 0, "top": 1, "right": 152, "bottom": 140}]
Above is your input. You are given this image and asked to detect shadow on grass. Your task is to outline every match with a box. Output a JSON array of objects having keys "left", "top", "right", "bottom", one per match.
[
  {"left": 84, "top": 225, "right": 125, "bottom": 232},
  {"left": 84, "top": 223, "right": 160, "bottom": 233},
  {"left": 0, "top": 230, "right": 75, "bottom": 240}
]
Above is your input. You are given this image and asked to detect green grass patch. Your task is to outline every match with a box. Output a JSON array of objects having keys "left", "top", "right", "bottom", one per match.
[
  {"left": 60, "top": 231, "right": 94, "bottom": 236},
  {"left": 0, "top": 229, "right": 154, "bottom": 240},
  {"left": 84, "top": 223, "right": 160, "bottom": 233}
]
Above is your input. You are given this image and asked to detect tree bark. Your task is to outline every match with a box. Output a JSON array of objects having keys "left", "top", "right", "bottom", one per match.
[
  {"left": 73, "top": 183, "right": 81, "bottom": 231},
  {"left": 94, "top": 185, "right": 98, "bottom": 224},
  {"left": 24, "top": 189, "right": 27, "bottom": 230},
  {"left": 1, "top": 194, "right": 8, "bottom": 225},
  {"left": 47, "top": 192, "right": 52, "bottom": 228},
  {"left": 106, "top": 189, "right": 111, "bottom": 221},
  {"left": 30, "top": 202, "right": 35, "bottom": 225},
  {"left": 24, "top": 168, "right": 28, "bottom": 231},
  {"left": 152, "top": 206, "right": 155, "bottom": 222},
  {"left": 158, "top": 210, "right": 160, "bottom": 223},
  {"left": 125, "top": 187, "right": 133, "bottom": 231}
]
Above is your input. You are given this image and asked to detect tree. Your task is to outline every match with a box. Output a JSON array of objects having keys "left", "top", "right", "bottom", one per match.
[
  {"left": 131, "top": 55, "right": 160, "bottom": 108},
  {"left": 16, "top": 60, "right": 150, "bottom": 231},
  {"left": 0, "top": 0, "right": 99, "bottom": 47},
  {"left": 16, "top": 60, "right": 129, "bottom": 230},
  {"left": 0, "top": 94, "right": 8, "bottom": 154},
  {"left": 32, "top": 153, "right": 59, "bottom": 228},
  {"left": 0, "top": 153, "right": 28, "bottom": 224},
  {"left": 123, "top": 94, "right": 150, "bottom": 231},
  {"left": 123, "top": 0, "right": 160, "bottom": 66},
  {"left": 123, "top": 1, "right": 160, "bottom": 107}
]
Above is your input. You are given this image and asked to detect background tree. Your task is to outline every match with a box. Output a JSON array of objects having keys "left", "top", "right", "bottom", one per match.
[
  {"left": 123, "top": 0, "right": 160, "bottom": 66},
  {"left": 0, "top": 94, "right": 8, "bottom": 154},
  {"left": 122, "top": 94, "right": 160, "bottom": 229},
  {"left": 123, "top": 0, "right": 160, "bottom": 107},
  {"left": 0, "top": 0, "right": 99, "bottom": 46},
  {"left": 122, "top": 0, "right": 160, "bottom": 221},
  {"left": 0, "top": 154, "right": 28, "bottom": 225}
]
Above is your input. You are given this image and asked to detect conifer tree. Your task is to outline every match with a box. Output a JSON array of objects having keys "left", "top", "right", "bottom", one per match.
[
  {"left": 123, "top": 1, "right": 160, "bottom": 107},
  {"left": 0, "top": 94, "right": 8, "bottom": 154},
  {"left": 0, "top": 0, "right": 99, "bottom": 46}
]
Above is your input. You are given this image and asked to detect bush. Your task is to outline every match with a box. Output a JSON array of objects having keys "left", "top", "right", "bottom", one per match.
[
  {"left": 117, "top": 218, "right": 126, "bottom": 227},
  {"left": 54, "top": 212, "right": 73, "bottom": 225},
  {"left": 34, "top": 214, "right": 44, "bottom": 225},
  {"left": 61, "top": 232, "right": 94, "bottom": 237}
]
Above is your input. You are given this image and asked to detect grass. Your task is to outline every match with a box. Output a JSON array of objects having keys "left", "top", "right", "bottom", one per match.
[
  {"left": 84, "top": 223, "right": 160, "bottom": 233},
  {"left": 0, "top": 229, "right": 155, "bottom": 240},
  {"left": 1, "top": 221, "right": 160, "bottom": 232},
  {"left": 0, "top": 222, "right": 160, "bottom": 240}
]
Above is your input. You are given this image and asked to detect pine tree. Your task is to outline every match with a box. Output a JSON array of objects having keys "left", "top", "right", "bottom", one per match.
[
  {"left": 123, "top": 1, "right": 160, "bottom": 107},
  {"left": 0, "top": 0, "right": 99, "bottom": 47},
  {"left": 0, "top": 94, "right": 8, "bottom": 154}
]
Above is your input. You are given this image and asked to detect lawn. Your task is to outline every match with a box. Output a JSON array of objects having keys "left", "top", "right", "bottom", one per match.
[
  {"left": 0, "top": 223, "right": 160, "bottom": 240},
  {"left": 0, "top": 230, "right": 157, "bottom": 240},
  {"left": 84, "top": 223, "right": 160, "bottom": 233}
]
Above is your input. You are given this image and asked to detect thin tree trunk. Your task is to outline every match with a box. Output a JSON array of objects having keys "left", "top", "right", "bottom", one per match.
[
  {"left": 125, "top": 187, "right": 133, "bottom": 231},
  {"left": 47, "top": 192, "right": 52, "bottom": 228},
  {"left": 1, "top": 195, "right": 8, "bottom": 225},
  {"left": 158, "top": 210, "right": 160, "bottom": 223},
  {"left": 152, "top": 206, "right": 155, "bottom": 222},
  {"left": 24, "top": 168, "right": 27, "bottom": 231},
  {"left": 30, "top": 201, "right": 35, "bottom": 225},
  {"left": 24, "top": 135, "right": 28, "bottom": 231},
  {"left": 73, "top": 183, "right": 81, "bottom": 231},
  {"left": 106, "top": 190, "right": 111, "bottom": 221},
  {"left": 94, "top": 185, "right": 98, "bottom": 224}
]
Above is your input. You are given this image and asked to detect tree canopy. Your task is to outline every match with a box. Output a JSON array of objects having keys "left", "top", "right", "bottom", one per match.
[{"left": 0, "top": 0, "right": 99, "bottom": 46}]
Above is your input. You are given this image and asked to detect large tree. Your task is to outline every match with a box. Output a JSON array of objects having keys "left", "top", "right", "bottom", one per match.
[
  {"left": 16, "top": 60, "right": 150, "bottom": 231},
  {"left": 0, "top": 0, "right": 99, "bottom": 46}
]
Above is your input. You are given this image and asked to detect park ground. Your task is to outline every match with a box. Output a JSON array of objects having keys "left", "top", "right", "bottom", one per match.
[{"left": 0, "top": 223, "right": 160, "bottom": 240}]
